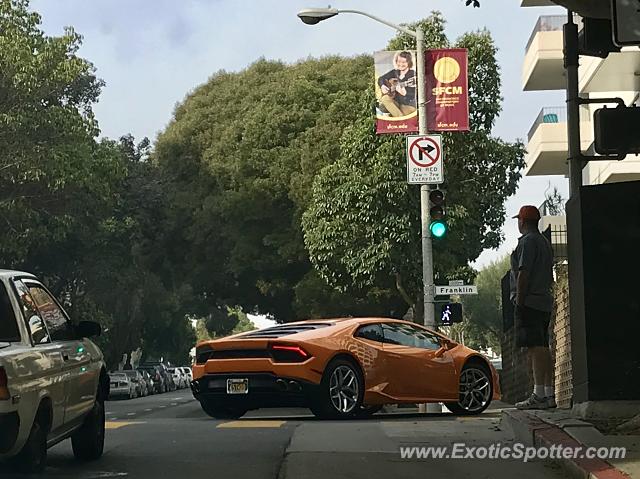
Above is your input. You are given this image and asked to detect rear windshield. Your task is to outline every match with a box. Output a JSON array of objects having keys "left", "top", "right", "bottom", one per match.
[{"left": 0, "top": 282, "right": 20, "bottom": 342}]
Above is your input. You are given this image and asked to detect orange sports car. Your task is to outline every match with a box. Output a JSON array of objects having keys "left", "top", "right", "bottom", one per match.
[{"left": 191, "top": 317, "right": 500, "bottom": 419}]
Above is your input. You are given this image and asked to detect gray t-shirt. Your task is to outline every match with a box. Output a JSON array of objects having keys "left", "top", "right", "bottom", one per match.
[{"left": 510, "top": 231, "right": 554, "bottom": 312}]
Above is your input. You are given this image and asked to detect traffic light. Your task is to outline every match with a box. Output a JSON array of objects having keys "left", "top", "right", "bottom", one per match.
[
  {"left": 594, "top": 106, "right": 640, "bottom": 155},
  {"left": 429, "top": 189, "right": 447, "bottom": 238},
  {"left": 439, "top": 303, "right": 463, "bottom": 326}
]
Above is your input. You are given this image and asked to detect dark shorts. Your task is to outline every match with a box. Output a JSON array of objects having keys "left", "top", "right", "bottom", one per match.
[{"left": 515, "top": 305, "right": 551, "bottom": 348}]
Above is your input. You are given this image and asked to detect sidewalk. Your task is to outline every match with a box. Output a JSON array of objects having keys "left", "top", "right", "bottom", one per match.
[
  {"left": 502, "top": 408, "right": 640, "bottom": 479},
  {"left": 278, "top": 405, "right": 567, "bottom": 479}
]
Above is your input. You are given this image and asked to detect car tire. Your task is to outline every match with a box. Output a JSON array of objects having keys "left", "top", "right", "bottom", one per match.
[
  {"left": 444, "top": 363, "right": 493, "bottom": 416},
  {"left": 199, "top": 400, "right": 247, "bottom": 420},
  {"left": 12, "top": 418, "right": 47, "bottom": 473},
  {"left": 310, "top": 358, "right": 364, "bottom": 420},
  {"left": 71, "top": 400, "right": 105, "bottom": 461}
]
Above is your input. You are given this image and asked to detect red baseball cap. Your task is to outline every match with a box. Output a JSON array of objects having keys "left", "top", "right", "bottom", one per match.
[{"left": 512, "top": 205, "right": 541, "bottom": 221}]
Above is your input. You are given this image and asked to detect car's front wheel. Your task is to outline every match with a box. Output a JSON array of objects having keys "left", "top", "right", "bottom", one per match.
[
  {"left": 199, "top": 400, "right": 247, "bottom": 420},
  {"left": 310, "top": 358, "right": 364, "bottom": 419},
  {"left": 71, "top": 399, "right": 105, "bottom": 461},
  {"left": 444, "top": 364, "right": 493, "bottom": 416}
]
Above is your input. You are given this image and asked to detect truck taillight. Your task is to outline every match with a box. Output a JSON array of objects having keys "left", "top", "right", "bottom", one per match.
[{"left": 0, "top": 367, "right": 9, "bottom": 400}]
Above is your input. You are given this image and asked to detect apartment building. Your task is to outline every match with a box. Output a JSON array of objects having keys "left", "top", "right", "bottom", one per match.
[{"left": 521, "top": 1, "right": 640, "bottom": 185}]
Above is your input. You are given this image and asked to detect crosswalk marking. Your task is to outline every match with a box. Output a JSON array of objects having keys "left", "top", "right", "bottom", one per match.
[
  {"left": 106, "top": 421, "right": 143, "bottom": 429},
  {"left": 217, "top": 420, "right": 286, "bottom": 429}
]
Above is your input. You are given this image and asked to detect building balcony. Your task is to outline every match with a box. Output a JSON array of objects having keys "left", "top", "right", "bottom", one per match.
[
  {"left": 523, "top": 15, "right": 640, "bottom": 93},
  {"left": 525, "top": 106, "right": 593, "bottom": 176},
  {"left": 523, "top": 15, "right": 568, "bottom": 91}
]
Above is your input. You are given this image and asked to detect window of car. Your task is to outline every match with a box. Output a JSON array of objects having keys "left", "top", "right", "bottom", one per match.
[
  {"left": 26, "top": 283, "right": 73, "bottom": 342},
  {"left": 13, "top": 280, "right": 50, "bottom": 345},
  {"left": 354, "top": 324, "right": 384, "bottom": 343},
  {"left": 381, "top": 323, "right": 442, "bottom": 351},
  {"left": 0, "top": 282, "right": 20, "bottom": 343}
]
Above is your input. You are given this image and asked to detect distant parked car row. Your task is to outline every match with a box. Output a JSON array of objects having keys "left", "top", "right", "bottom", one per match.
[{"left": 108, "top": 363, "right": 192, "bottom": 400}]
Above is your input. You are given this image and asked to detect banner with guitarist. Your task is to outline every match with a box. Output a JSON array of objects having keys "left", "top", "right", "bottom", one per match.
[{"left": 374, "top": 50, "right": 419, "bottom": 134}]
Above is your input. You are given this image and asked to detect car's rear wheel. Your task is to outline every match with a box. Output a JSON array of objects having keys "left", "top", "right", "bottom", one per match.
[
  {"left": 310, "top": 358, "right": 364, "bottom": 420},
  {"left": 200, "top": 400, "right": 247, "bottom": 420},
  {"left": 445, "top": 364, "right": 493, "bottom": 415},
  {"left": 71, "top": 399, "right": 105, "bottom": 461},
  {"left": 12, "top": 418, "right": 47, "bottom": 473}
]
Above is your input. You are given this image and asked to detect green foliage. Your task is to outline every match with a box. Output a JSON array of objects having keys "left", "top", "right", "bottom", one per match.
[
  {"left": 303, "top": 15, "right": 525, "bottom": 323},
  {"left": 154, "top": 54, "right": 402, "bottom": 321},
  {"left": 460, "top": 255, "right": 510, "bottom": 352}
]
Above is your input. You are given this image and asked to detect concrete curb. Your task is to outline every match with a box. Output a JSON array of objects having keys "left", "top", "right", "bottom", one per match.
[{"left": 502, "top": 409, "right": 632, "bottom": 479}]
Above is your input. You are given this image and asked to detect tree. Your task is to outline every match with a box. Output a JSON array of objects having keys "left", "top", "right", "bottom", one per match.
[
  {"left": 154, "top": 55, "right": 402, "bottom": 321},
  {"left": 0, "top": 0, "right": 117, "bottom": 264},
  {"left": 302, "top": 14, "right": 525, "bottom": 323},
  {"left": 460, "top": 255, "right": 510, "bottom": 352}
]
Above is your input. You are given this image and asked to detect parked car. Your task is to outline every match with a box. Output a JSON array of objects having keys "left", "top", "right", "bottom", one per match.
[
  {"left": 169, "top": 368, "right": 188, "bottom": 389},
  {"left": 192, "top": 318, "right": 500, "bottom": 420},
  {"left": 137, "top": 365, "right": 165, "bottom": 394},
  {"left": 140, "top": 361, "right": 174, "bottom": 392},
  {"left": 108, "top": 373, "right": 137, "bottom": 399},
  {"left": 123, "top": 370, "right": 147, "bottom": 397},
  {"left": 180, "top": 366, "right": 193, "bottom": 384},
  {"left": 0, "top": 270, "right": 108, "bottom": 473},
  {"left": 139, "top": 370, "right": 155, "bottom": 395}
]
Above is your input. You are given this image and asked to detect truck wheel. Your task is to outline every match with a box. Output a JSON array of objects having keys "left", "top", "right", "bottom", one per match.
[
  {"left": 71, "top": 399, "right": 105, "bottom": 461},
  {"left": 12, "top": 419, "right": 47, "bottom": 473}
]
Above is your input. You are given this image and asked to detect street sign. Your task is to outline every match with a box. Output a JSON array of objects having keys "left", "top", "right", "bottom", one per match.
[
  {"left": 406, "top": 134, "right": 444, "bottom": 184},
  {"left": 448, "top": 280, "right": 464, "bottom": 286},
  {"left": 435, "top": 285, "right": 477, "bottom": 295},
  {"left": 612, "top": 0, "right": 640, "bottom": 46}
]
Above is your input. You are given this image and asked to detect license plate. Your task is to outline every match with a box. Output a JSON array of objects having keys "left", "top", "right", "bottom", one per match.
[{"left": 226, "top": 378, "right": 249, "bottom": 394}]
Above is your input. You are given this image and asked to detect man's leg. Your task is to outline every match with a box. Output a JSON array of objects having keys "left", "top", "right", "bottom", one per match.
[
  {"left": 378, "top": 95, "right": 404, "bottom": 117},
  {"left": 516, "top": 307, "right": 549, "bottom": 409}
]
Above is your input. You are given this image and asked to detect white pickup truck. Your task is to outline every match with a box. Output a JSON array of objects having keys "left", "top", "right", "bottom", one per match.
[{"left": 0, "top": 270, "right": 109, "bottom": 473}]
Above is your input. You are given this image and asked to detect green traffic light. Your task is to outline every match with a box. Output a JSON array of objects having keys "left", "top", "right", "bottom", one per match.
[{"left": 430, "top": 221, "right": 447, "bottom": 238}]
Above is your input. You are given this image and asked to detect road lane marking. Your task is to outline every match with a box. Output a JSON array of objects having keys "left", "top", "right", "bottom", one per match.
[
  {"left": 145, "top": 408, "right": 152, "bottom": 412},
  {"left": 217, "top": 420, "right": 286, "bottom": 429},
  {"left": 106, "top": 421, "right": 143, "bottom": 430},
  {"left": 127, "top": 413, "right": 136, "bottom": 416}
]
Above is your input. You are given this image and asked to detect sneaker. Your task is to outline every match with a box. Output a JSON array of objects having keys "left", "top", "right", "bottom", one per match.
[
  {"left": 515, "top": 393, "right": 549, "bottom": 410},
  {"left": 546, "top": 396, "right": 557, "bottom": 409}
]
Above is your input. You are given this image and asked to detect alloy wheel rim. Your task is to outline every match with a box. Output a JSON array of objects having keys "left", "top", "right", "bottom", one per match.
[
  {"left": 458, "top": 368, "right": 491, "bottom": 412},
  {"left": 329, "top": 365, "right": 359, "bottom": 413}
]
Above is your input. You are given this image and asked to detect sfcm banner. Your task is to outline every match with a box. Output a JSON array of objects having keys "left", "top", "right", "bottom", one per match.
[{"left": 426, "top": 48, "right": 470, "bottom": 132}]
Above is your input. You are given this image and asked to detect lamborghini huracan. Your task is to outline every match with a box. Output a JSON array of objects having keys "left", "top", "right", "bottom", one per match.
[{"left": 191, "top": 318, "right": 500, "bottom": 419}]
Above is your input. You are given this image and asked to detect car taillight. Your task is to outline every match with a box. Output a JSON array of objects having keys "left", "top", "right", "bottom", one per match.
[
  {"left": 1, "top": 367, "right": 10, "bottom": 400},
  {"left": 270, "top": 344, "right": 311, "bottom": 363}
]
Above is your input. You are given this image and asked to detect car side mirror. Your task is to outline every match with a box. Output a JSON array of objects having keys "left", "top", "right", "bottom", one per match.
[{"left": 76, "top": 321, "right": 101, "bottom": 338}]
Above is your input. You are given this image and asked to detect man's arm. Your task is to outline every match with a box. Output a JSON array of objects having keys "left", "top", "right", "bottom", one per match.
[{"left": 516, "top": 270, "right": 529, "bottom": 307}]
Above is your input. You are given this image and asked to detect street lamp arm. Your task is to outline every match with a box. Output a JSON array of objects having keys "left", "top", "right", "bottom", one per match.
[{"left": 336, "top": 9, "right": 418, "bottom": 38}]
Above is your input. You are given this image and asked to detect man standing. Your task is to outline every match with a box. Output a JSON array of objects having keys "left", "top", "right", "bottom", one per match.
[{"left": 510, "top": 205, "right": 555, "bottom": 409}]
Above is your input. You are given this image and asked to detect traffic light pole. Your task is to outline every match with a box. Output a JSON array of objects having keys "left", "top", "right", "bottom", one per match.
[{"left": 416, "top": 29, "right": 436, "bottom": 330}]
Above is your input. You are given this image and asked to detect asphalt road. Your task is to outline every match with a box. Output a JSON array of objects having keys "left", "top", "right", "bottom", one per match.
[{"left": 0, "top": 390, "right": 569, "bottom": 479}]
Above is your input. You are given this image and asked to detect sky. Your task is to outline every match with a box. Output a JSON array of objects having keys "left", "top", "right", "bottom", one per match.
[{"left": 32, "top": 0, "right": 569, "bottom": 269}]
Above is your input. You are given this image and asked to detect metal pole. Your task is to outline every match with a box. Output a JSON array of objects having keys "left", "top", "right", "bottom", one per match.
[
  {"left": 416, "top": 29, "right": 435, "bottom": 330},
  {"left": 564, "top": 11, "right": 582, "bottom": 195},
  {"left": 563, "top": 10, "right": 588, "bottom": 404}
]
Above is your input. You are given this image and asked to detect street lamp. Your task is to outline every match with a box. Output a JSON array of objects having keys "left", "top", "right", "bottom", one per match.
[{"left": 297, "top": 8, "right": 436, "bottom": 330}]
